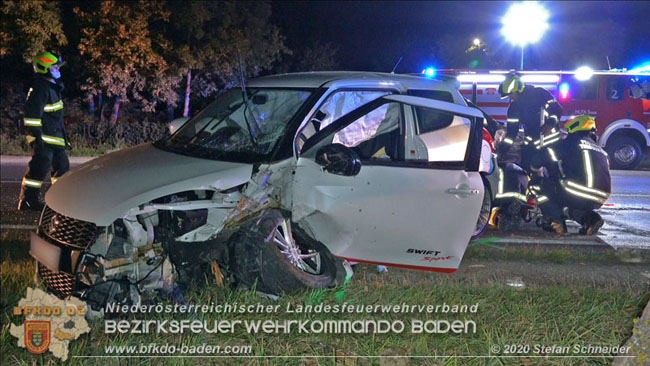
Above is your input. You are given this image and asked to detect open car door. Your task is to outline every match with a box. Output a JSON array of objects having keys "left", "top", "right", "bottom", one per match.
[{"left": 291, "top": 94, "right": 484, "bottom": 273}]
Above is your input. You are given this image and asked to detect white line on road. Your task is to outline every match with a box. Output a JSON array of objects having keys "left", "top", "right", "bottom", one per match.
[
  {"left": 1, "top": 180, "right": 51, "bottom": 184},
  {"left": 490, "top": 236, "right": 608, "bottom": 246},
  {"left": 1, "top": 224, "right": 36, "bottom": 230}
]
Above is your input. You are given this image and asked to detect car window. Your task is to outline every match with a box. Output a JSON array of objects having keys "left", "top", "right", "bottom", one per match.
[
  {"left": 409, "top": 106, "right": 471, "bottom": 163},
  {"left": 297, "top": 90, "right": 391, "bottom": 150},
  {"left": 408, "top": 89, "right": 454, "bottom": 102},
  {"left": 408, "top": 90, "right": 455, "bottom": 133},
  {"left": 570, "top": 78, "right": 599, "bottom": 100},
  {"left": 164, "top": 88, "right": 313, "bottom": 162},
  {"left": 629, "top": 76, "right": 650, "bottom": 100},
  {"left": 327, "top": 102, "right": 402, "bottom": 161},
  {"left": 606, "top": 78, "right": 625, "bottom": 101}
]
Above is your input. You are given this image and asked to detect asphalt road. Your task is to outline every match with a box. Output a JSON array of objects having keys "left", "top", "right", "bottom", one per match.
[{"left": 1, "top": 156, "right": 649, "bottom": 250}]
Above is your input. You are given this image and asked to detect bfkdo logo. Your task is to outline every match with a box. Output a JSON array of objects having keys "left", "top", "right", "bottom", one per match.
[
  {"left": 25, "top": 321, "right": 51, "bottom": 354},
  {"left": 10, "top": 288, "right": 92, "bottom": 361}
]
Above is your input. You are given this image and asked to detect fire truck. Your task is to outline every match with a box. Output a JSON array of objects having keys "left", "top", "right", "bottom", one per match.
[{"left": 438, "top": 68, "right": 650, "bottom": 169}]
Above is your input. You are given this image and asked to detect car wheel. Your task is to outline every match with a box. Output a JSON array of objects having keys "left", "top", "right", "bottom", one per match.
[
  {"left": 471, "top": 178, "right": 492, "bottom": 240},
  {"left": 230, "top": 209, "right": 338, "bottom": 295},
  {"left": 607, "top": 137, "right": 642, "bottom": 170}
]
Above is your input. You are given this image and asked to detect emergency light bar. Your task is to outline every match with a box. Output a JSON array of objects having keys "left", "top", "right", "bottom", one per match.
[
  {"left": 456, "top": 74, "right": 506, "bottom": 83},
  {"left": 520, "top": 75, "right": 560, "bottom": 83},
  {"left": 628, "top": 64, "right": 650, "bottom": 74},
  {"left": 575, "top": 66, "right": 594, "bottom": 81}
]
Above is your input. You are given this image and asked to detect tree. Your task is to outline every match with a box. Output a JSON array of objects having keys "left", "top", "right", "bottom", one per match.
[
  {"left": 0, "top": 1, "right": 67, "bottom": 61},
  {"left": 291, "top": 41, "right": 339, "bottom": 71},
  {"left": 166, "top": 1, "right": 290, "bottom": 117},
  {"left": 74, "top": 1, "right": 179, "bottom": 125}
]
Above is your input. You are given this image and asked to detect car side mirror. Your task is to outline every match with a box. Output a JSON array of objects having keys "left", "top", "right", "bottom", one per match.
[
  {"left": 315, "top": 144, "right": 361, "bottom": 176},
  {"left": 169, "top": 117, "right": 189, "bottom": 134}
]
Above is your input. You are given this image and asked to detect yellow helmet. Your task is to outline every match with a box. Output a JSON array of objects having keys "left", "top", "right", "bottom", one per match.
[
  {"left": 498, "top": 73, "right": 525, "bottom": 98},
  {"left": 32, "top": 51, "right": 60, "bottom": 74},
  {"left": 564, "top": 115, "right": 596, "bottom": 134}
]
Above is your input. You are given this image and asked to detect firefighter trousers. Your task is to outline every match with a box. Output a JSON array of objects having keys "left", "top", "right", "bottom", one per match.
[
  {"left": 20, "top": 142, "right": 69, "bottom": 202},
  {"left": 538, "top": 179, "right": 601, "bottom": 224}
]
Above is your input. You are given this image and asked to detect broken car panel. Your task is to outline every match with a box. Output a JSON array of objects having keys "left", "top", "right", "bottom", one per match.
[{"left": 30, "top": 72, "right": 489, "bottom": 311}]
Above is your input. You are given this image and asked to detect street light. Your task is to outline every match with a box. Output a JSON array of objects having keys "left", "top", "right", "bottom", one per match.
[{"left": 501, "top": 2, "right": 549, "bottom": 70}]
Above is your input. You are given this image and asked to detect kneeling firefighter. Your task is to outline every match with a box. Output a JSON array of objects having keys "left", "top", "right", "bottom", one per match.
[
  {"left": 533, "top": 115, "right": 611, "bottom": 235},
  {"left": 492, "top": 129, "right": 530, "bottom": 232},
  {"left": 18, "top": 51, "right": 69, "bottom": 211}
]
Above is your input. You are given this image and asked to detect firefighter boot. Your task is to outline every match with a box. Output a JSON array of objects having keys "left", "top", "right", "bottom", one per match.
[
  {"left": 18, "top": 185, "right": 44, "bottom": 212},
  {"left": 540, "top": 217, "right": 555, "bottom": 233},
  {"left": 580, "top": 211, "right": 604, "bottom": 236},
  {"left": 497, "top": 202, "right": 521, "bottom": 233},
  {"left": 551, "top": 219, "right": 567, "bottom": 236}
]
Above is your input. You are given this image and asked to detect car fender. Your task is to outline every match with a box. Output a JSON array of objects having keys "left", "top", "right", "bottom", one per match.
[{"left": 599, "top": 119, "right": 650, "bottom": 148}]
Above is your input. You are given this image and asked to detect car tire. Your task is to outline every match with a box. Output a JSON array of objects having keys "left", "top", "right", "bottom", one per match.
[
  {"left": 607, "top": 137, "right": 643, "bottom": 170},
  {"left": 471, "top": 177, "right": 492, "bottom": 240},
  {"left": 229, "top": 209, "right": 338, "bottom": 295}
]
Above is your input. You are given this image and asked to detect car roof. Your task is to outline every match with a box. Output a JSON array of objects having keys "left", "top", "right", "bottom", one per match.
[{"left": 247, "top": 71, "right": 455, "bottom": 90}]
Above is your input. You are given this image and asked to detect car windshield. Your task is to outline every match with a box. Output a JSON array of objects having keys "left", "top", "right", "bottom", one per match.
[{"left": 160, "top": 88, "right": 314, "bottom": 162}]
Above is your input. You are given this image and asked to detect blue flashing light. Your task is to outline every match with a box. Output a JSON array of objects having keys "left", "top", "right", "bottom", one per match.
[
  {"left": 559, "top": 82, "right": 570, "bottom": 100},
  {"left": 422, "top": 67, "right": 436, "bottom": 78},
  {"left": 629, "top": 61, "right": 650, "bottom": 74}
]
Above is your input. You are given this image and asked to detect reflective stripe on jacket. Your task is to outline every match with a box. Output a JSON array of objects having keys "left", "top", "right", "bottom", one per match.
[{"left": 23, "top": 76, "right": 66, "bottom": 147}]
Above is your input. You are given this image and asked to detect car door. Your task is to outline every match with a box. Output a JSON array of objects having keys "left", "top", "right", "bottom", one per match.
[{"left": 291, "top": 94, "right": 484, "bottom": 273}]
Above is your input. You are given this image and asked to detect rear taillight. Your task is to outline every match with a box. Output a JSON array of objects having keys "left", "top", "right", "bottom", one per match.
[{"left": 482, "top": 128, "right": 495, "bottom": 152}]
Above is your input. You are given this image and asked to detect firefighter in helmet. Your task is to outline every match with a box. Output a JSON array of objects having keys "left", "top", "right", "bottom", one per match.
[
  {"left": 498, "top": 73, "right": 564, "bottom": 170},
  {"left": 533, "top": 115, "right": 611, "bottom": 235},
  {"left": 18, "top": 51, "right": 69, "bottom": 211}
]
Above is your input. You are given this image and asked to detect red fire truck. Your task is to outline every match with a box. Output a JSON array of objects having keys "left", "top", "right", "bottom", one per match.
[{"left": 440, "top": 68, "right": 650, "bottom": 169}]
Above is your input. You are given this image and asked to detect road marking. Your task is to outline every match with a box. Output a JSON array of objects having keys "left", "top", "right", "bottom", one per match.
[
  {"left": 486, "top": 236, "right": 608, "bottom": 247},
  {"left": 2, "top": 180, "right": 54, "bottom": 184},
  {"left": 610, "top": 193, "right": 650, "bottom": 197},
  {"left": 1, "top": 224, "right": 37, "bottom": 230}
]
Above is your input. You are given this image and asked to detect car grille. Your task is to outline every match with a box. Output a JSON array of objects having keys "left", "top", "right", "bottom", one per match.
[
  {"left": 37, "top": 263, "right": 74, "bottom": 298},
  {"left": 39, "top": 205, "right": 100, "bottom": 249}
]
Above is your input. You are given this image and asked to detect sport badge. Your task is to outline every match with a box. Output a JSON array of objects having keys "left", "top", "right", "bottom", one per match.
[{"left": 25, "top": 320, "right": 51, "bottom": 354}]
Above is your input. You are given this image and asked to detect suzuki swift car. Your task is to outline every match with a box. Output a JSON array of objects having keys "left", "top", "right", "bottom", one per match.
[{"left": 30, "top": 72, "right": 488, "bottom": 310}]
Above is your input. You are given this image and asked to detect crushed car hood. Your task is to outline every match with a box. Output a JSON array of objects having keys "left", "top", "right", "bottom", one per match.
[{"left": 45, "top": 143, "right": 253, "bottom": 226}]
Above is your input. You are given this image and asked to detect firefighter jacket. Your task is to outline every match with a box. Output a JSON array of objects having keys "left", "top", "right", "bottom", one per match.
[
  {"left": 504, "top": 86, "right": 563, "bottom": 147},
  {"left": 23, "top": 75, "right": 67, "bottom": 148},
  {"left": 536, "top": 132, "right": 611, "bottom": 205}
]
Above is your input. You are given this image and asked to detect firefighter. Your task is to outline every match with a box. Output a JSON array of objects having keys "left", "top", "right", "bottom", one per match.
[
  {"left": 491, "top": 127, "right": 522, "bottom": 229},
  {"left": 18, "top": 51, "right": 69, "bottom": 211},
  {"left": 534, "top": 115, "right": 611, "bottom": 235},
  {"left": 498, "top": 73, "right": 564, "bottom": 171}
]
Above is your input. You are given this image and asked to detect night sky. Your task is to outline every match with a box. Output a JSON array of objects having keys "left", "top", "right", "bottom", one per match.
[{"left": 271, "top": 1, "right": 650, "bottom": 72}]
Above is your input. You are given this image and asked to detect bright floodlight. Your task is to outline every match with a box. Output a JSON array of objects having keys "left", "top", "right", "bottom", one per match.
[
  {"left": 575, "top": 66, "right": 594, "bottom": 81},
  {"left": 501, "top": 2, "right": 549, "bottom": 46},
  {"left": 473, "top": 38, "right": 481, "bottom": 46}
]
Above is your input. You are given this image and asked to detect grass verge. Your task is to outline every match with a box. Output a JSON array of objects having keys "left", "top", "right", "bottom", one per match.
[{"left": 1, "top": 234, "right": 648, "bottom": 366}]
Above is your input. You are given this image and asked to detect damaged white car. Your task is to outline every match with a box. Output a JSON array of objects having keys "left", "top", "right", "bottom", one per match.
[{"left": 30, "top": 72, "right": 487, "bottom": 310}]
